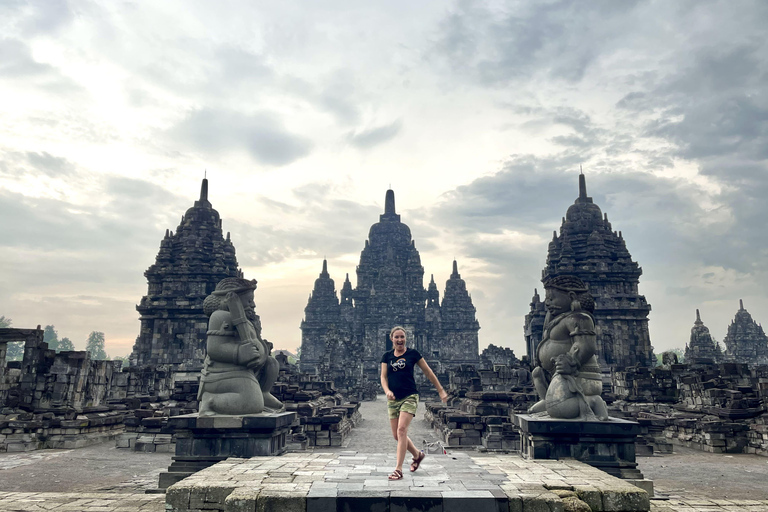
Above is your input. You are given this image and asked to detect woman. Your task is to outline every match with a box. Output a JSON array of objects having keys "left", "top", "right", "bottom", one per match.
[{"left": 381, "top": 326, "right": 448, "bottom": 481}]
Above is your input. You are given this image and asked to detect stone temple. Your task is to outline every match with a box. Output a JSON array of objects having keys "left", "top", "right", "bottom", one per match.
[
  {"left": 524, "top": 174, "right": 655, "bottom": 369},
  {"left": 723, "top": 299, "right": 768, "bottom": 364},
  {"left": 684, "top": 309, "right": 722, "bottom": 364},
  {"left": 130, "top": 179, "right": 241, "bottom": 369},
  {"left": 300, "top": 189, "right": 480, "bottom": 373}
]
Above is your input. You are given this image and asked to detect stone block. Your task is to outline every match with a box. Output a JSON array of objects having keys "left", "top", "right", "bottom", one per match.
[
  {"left": 337, "top": 490, "right": 390, "bottom": 512},
  {"left": 255, "top": 490, "right": 306, "bottom": 512},
  {"left": 601, "top": 487, "right": 649, "bottom": 512},
  {"left": 390, "top": 491, "right": 443, "bottom": 512},
  {"left": 166, "top": 487, "right": 191, "bottom": 510},
  {"left": 223, "top": 491, "right": 259, "bottom": 512}
]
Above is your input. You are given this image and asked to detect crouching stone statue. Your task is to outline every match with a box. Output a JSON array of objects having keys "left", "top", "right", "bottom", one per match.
[
  {"left": 528, "top": 275, "right": 608, "bottom": 421},
  {"left": 197, "top": 277, "right": 283, "bottom": 416}
]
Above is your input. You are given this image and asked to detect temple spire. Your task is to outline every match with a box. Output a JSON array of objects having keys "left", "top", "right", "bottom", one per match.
[
  {"left": 321, "top": 258, "right": 328, "bottom": 277},
  {"left": 451, "top": 259, "right": 459, "bottom": 277},
  {"left": 385, "top": 189, "right": 396, "bottom": 215},
  {"left": 197, "top": 177, "right": 211, "bottom": 207},
  {"left": 695, "top": 309, "right": 702, "bottom": 325},
  {"left": 740, "top": 299, "right": 744, "bottom": 310},
  {"left": 578, "top": 173, "right": 587, "bottom": 201}
]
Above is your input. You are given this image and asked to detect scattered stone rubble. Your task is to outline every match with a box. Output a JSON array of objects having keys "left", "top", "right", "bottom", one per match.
[
  {"left": 612, "top": 361, "right": 768, "bottom": 456},
  {"left": 424, "top": 363, "right": 536, "bottom": 451}
]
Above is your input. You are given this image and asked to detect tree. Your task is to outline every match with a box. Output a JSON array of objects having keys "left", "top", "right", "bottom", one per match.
[
  {"left": 85, "top": 331, "right": 108, "bottom": 360},
  {"left": 58, "top": 337, "right": 75, "bottom": 351},
  {"left": 43, "top": 325, "right": 60, "bottom": 352},
  {"left": 1, "top": 316, "right": 23, "bottom": 362},
  {"left": 112, "top": 354, "right": 129, "bottom": 367}
]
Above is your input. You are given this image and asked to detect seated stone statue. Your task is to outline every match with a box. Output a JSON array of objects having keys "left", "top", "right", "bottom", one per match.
[
  {"left": 197, "top": 277, "right": 283, "bottom": 416},
  {"left": 528, "top": 275, "right": 608, "bottom": 421},
  {"left": 661, "top": 350, "right": 679, "bottom": 368}
]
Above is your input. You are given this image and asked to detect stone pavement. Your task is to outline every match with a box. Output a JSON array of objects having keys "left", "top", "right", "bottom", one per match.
[
  {"left": 166, "top": 451, "right": 651, "bottom": 511},
  {"left": 0, "top": 492, "right": 165, "bottom": 511},
  {"left": 2, "top": 396, "right": 768, "bottom": 510}
]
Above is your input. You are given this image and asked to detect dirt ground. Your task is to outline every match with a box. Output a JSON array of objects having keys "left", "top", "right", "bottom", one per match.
[
  {"left": 1, "top": 398, "right": 767, "bottom": 501},
  {"left": 638, "top": 445, "right": 768, "bottom": 500}
]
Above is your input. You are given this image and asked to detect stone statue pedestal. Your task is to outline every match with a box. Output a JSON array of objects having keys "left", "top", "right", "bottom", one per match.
[
  {"left": 158, "top": 411, "right": 296, "bottom": 489},
  {"left": 513, "top": 413, "right": 651, "bottom": 490}
]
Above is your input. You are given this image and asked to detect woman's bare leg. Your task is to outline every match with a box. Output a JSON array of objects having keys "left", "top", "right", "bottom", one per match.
[{"left": 395, "top": 411, "right": 420, "bottom": 471}]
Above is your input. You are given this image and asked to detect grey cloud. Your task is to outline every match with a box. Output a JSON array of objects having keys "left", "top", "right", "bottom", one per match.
[
  {"left": 0, "top": 177, "right": 188, "bottom": 255},
  {"left": 168, "top": 109, "right": 313, "bottom": 166},
  {"left": 230, "top": 197, "right": 382, "bottom": 268},
  {"left": 347, "top": 120, "right": 403, "bottom": 149},
  {"left": 430, "top": 0, "right": 643, "bottom": 85},
  {"left": 0, "top": 39, "right": 56, "bottom": 77},
  {"left": 25, "top": 152, "right": 75, "bottom": 177}
]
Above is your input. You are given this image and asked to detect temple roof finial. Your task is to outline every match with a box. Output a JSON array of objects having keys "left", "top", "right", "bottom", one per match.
[
  {"left": 578, "top": 172, "right": 587, "bottom": 200},
  {"left": 200, "top": 177, "right": 209, "bottom": 202},
  {"left": 740, "top": 299, "right": 744, "bottom": 310},
  {"left": 385, "top": 189, "right": 396, "bottom": 215},
  {"left": 452, "top": 259, "right": 459, "bottom": 276},
  {"left": 695, "top": 309, "right": 702, "bottom": 324},
  {"left": 321, "top": 258, "right": 328, "bottom": 276}
]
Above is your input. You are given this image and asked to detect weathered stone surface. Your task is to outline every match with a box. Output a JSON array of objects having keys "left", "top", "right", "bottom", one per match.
[
  {"left": 165, "top": 452, "right": 653, "bottom": 512},
  {"left": 525, "top": 174, "right": 654, "bottom": 369},
  {"left": 131, "top": 178, "right": 242, "bottom": 370}
]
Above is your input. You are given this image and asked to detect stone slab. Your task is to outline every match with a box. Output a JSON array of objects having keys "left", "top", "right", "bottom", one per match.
[{"left": 165, "top": 452, "right": 651, "bottom": 512}]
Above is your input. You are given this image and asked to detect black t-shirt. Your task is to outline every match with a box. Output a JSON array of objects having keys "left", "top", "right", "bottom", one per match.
[{"left": 381, "top": 348, "right": 422, "bottom": 400}]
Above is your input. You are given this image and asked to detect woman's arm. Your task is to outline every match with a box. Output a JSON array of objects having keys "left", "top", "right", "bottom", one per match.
[
  {"left": 416, "top": 358, "right": 449, "bottom": 403},
  {"left": 381, "top": 363, "right": 395, "bottom": 400}
]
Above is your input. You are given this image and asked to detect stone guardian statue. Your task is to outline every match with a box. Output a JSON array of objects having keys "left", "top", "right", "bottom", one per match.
[
  {"left": 197, "top": 277, "right": 283, "bottom": 416},
  {"left": 528, "top": 275, "right": 608, "bottom": 421}
]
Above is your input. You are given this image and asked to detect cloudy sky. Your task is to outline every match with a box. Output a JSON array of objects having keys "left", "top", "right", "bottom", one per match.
[{"left": 1, "top": 1, "right": 767, "bottom": 359}]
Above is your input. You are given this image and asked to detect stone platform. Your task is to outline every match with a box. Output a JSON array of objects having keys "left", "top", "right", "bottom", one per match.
[
  {"left": 158, "top": 412, "right": 296, "bottom": 489},
  {"left": 514, "top": 414, "right": 647, "bottom": 485},
  {"left": 166, "top": 451, "right": 651, "bottom": 511}
]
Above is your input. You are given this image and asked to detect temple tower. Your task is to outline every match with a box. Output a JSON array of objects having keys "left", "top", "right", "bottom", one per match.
[
  {"left": 524, "top": 174, "right": 654, "bottom": 368},
  {"left": 131, "top": 179, "right": 241, "bottom": 369},
  {"left": 523, "top": 289, "right": 546, "bottom": 363},
  {"left": 300, "top": 189, "right": 480, "bottom": 373},
  {"left": 684, "top": 309, "right": 722, "bottom": 364},
  {"left": 299, "top": 260, "right": 344, "bottom": 370},
  {"left": 723, "top": 300, "right": 768, "bottom": 364}
]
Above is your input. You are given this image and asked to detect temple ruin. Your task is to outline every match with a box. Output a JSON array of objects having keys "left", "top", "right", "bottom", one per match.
[
  {"left": 684, "top": 309, "right": 722, "bottom": 364},
  {"left": 130, "top": 178, "right": 241, "bottom": 370},
  {"left": 723, "top": 299, "right": 768, "bottom": 365},
  {"left": 300, "top": 189, "right": 480, "bottom": 374},
  {"left": 524, "top": 174, "right": 655, "bottom": 369}
]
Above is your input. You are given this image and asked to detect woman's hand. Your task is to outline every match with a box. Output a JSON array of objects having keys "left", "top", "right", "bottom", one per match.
[
  {"left": 439, "top": 389, "right": 449, "bottom": 403},
  {"left": 385, "top": 390, "right": 395, "bottom": 400}
]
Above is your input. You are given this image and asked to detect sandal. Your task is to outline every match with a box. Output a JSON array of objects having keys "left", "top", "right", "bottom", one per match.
[
  {"left": 410, "top": 450, "right": 426, "bottom": 472},
  {"left": 388, "top": 469, "right": 403, "bottom": 480}
]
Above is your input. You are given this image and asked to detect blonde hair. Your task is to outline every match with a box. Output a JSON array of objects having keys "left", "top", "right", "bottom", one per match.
[{"left": 390, "top": 326, "right": 406, "bottom": 340}]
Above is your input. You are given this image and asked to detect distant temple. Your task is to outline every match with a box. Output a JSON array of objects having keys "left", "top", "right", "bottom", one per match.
[
  {"left": 130, "top": 179, "right": 241, "bottom": 369},
  {"left": 684, "top": 309, "right": 722, "bottom": 364},
  {"left": 524, "top": 174, "right": 655, "bottom": 369},
  {"left": 723, "top": 300, "right": 768, "bottom": 365},
  {"left": 300, "top": 189, "right": 480, "bottom": 373}
]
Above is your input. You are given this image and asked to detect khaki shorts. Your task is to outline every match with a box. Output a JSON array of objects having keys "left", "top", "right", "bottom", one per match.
[{"left": 388, "top": 394, "right": 418, "bottom": 419}]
